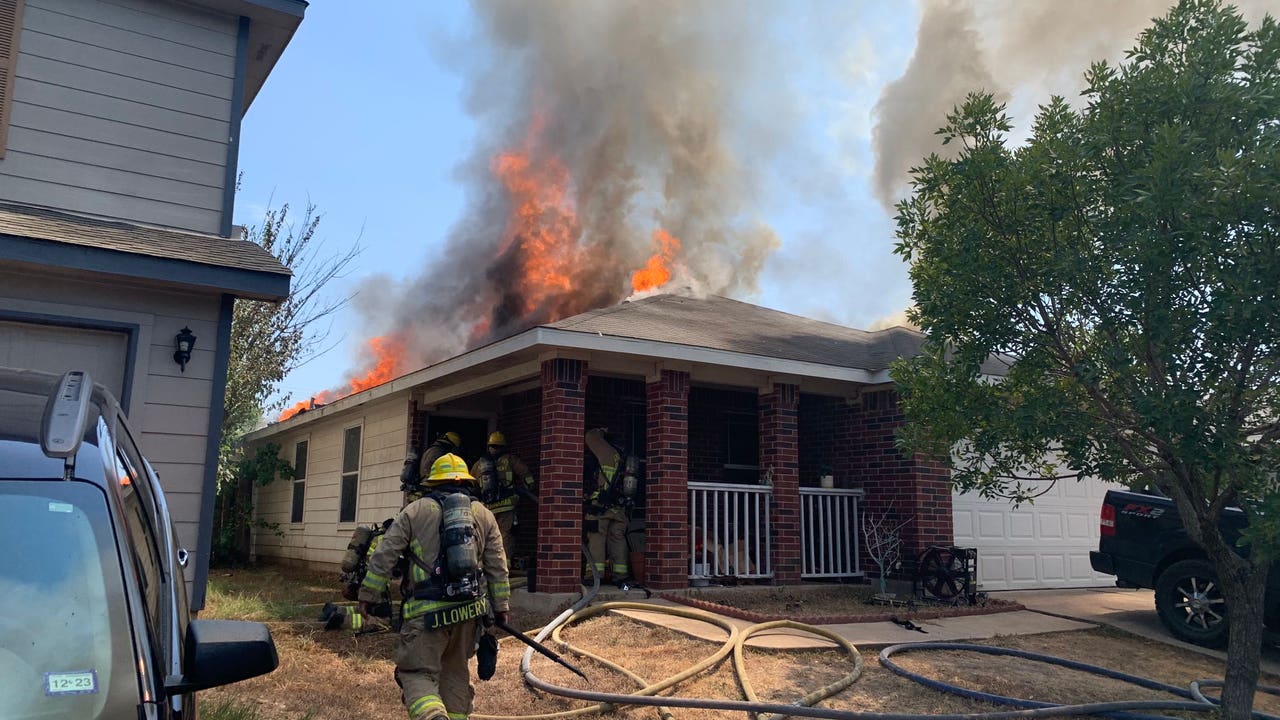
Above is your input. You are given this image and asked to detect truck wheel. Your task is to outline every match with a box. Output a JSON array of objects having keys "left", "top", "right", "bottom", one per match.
[{"left": 1155, "top": 558, "right": 1229, "bottom": 648}]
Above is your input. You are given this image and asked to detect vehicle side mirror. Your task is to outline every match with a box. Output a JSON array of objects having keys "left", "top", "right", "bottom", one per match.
[{"left": 164, "top": 619, "right": 278, "bottom": 695}]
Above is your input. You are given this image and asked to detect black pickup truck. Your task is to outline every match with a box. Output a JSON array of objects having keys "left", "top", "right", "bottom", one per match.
[{"left": 1090, "top": 488, "right": 1279, "bottom": 648}]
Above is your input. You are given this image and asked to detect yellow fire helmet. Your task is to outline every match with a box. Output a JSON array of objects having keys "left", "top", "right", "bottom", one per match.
[
  {"left": 487, "top": 431, "right": 507, "bottom": 447},
  {"left": 442, "top": 431, "right": 462, "bottom": 448},
  {"left": 427, "top": 453, "right": 477, "bottom": 487}
]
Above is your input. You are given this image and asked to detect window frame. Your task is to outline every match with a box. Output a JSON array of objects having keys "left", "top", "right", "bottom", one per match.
[
  {"left": 338, "top": 423, "right": 363, "bottom": 525},
  {"left": 290, "top": 437, "right": 308, "bottom": 525}
]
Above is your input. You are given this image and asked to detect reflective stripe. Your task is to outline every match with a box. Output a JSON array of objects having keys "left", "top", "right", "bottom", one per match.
[
  {"left": 409, "top": 539, "right": 428, "bottom": 584},
  {"left": 408, "top": 694, "right": 446, "bottom": 720},
  {"left": 362, "top": 570, "right": 389, "bottom": 593},
  {"left": 488, "top": 497, "right": 517, "bottom": 513},
  {"left": 350, "top": 610, "right": 363, "bottom": 631},
  {"left": 403, "top": 595, "right": 489, "bottom": 623},
  {"left": 490, "top": 581, "right": 510, "bottom": 600},
  {"left": 448, "top": 713, "right": 468, "bottom": 720},
  {"left": 612, "top": 564, "right": 629, "bottom": 574},
  {"left": 590, "top": 562, "right": 606, "bottom": 571}
]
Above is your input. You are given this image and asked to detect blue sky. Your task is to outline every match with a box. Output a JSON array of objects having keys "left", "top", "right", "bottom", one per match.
[{"left": 235, "top": 2, "right": 921, "bottom": 407}]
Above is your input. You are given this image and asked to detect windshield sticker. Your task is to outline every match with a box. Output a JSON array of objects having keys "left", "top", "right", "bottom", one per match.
[
  {"left": 44, "top": 670, "right": 98, "bottom": 696},
  {"left": 47, "top": 502, "right": 74, "bottom": 513}
]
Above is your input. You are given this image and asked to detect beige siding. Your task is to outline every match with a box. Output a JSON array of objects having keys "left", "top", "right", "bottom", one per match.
[
  {"left": 0, "top": 266, "right": 221, "bottom": 582},
  {"left": 253, "top": 394, "right": 410, "bottom": 567},
  {"left": 0, "top": 0, "right": 236, "bottom": 234}
]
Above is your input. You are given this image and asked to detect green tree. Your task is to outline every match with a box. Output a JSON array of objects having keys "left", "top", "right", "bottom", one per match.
[
  {"left": 214, "top": 202, "right": 358, "bottom": 562},
  {"left": 891, "top": 2, "right": 1278, "bottom": 718}
]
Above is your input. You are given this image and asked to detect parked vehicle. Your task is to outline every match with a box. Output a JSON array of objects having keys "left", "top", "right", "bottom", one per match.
[
  {"left": 0, "top": 368, "right": 277, "bottom": 719},
  {"left": 1090, "top": 488, "right": 1280, "bottom": 648}
]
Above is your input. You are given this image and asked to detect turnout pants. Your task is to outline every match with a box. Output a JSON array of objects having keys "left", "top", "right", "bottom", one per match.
[
  {"left": 395, "top": 615, "right": 480, "bottom": 720},
  {"left": 494, "top": 510, "right": 515, "bottom": 563},
  {"left": 585, "top": 508, "right": 629, "bottom": 578}
]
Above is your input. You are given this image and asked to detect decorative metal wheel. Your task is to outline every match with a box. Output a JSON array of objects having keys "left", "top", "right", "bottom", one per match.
[
  {"left": 1155, "top": 558, "right": 1230, "bottom": 648},
  {"left": 1173, "top": 575, "right": 1227, "bottom": 630}
]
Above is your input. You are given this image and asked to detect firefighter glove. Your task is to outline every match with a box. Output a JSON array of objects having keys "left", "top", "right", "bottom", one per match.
[{"left": 477, "top": 633, "right": 499, "bottom": 681}]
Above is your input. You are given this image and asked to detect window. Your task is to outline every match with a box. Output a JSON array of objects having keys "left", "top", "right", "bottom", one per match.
[
  {"left": 339, "top": 426, "right": 361, "bottom": 523},
  {"left": 291, "top": 440, "right": 307, "bottom": 524}
]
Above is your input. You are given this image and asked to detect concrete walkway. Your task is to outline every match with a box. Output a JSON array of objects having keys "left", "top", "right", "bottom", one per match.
[{"left": 994, "top": 587, "right": 1280, "bottom": 676}]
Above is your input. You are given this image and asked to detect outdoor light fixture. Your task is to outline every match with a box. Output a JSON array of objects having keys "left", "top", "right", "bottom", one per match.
[{"left": 173, "top": 326, "right": 196, "bottom": 372}]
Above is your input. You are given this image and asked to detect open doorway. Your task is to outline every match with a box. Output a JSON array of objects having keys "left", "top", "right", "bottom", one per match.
[{"left": 423, "top": 415, "right": 491, "bottom": 468}]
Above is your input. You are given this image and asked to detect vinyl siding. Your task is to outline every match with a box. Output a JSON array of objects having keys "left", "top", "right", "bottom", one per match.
[
  {"left": 0, "top": 265, "right": 221, "bottom": 584},
  {"left": 254, "top": 395, "right": 411, "bottom": 567},
  {"left": 0, "top": 0, "right": 235, "bottom": 234}
]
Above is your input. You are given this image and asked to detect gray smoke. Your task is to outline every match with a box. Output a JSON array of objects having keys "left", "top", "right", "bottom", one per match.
[
  {"left": 871, "top": 0, "right": 1272, "bottom": 211},
  {"left": 363, "top": 1, "right": 800, "bottom": 368}
]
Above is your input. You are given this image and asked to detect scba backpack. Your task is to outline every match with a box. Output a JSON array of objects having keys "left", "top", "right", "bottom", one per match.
[{"left": 340, "top": 518, "right": 399, "bottom": 601}]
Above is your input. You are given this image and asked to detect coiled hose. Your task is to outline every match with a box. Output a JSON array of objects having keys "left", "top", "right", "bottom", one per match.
[{"left": 474, "top": 549, "right": 1262, "bottom": 720}]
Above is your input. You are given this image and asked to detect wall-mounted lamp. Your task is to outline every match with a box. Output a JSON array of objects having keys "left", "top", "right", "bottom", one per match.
[{"left": 173, "top": 326, "right": 196, "bottom": 372}]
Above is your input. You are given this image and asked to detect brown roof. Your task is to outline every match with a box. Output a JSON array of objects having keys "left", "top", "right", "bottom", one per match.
[
  {"left": 0, "top": 203, "right": 290, "bottom": 277},
  {"left": 545, "top": 294, "right": 928, "bottom": 373}
]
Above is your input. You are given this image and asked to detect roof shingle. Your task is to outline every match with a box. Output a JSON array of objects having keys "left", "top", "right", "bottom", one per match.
[
  {"left": 546, "top": 294, "right": 926, "bottom": 372},
  {"left": 0, "top": 202, "right": 290, "bottom": 277}
]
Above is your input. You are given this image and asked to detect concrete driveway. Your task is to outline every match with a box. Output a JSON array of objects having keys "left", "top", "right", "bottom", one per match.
[{"left": 993, "top": 587, "right": 1280, "bottom": 676}]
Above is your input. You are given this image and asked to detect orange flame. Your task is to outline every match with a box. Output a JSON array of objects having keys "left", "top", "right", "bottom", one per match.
[
  {"left": 632, "top": 229, "right": 681, "bottom": 293},
  {"left": 488, "top": 120, "right": 582, "bottom": 322},
  {"left": 277, "top": 334, "right": 406, "bottom": 422}
]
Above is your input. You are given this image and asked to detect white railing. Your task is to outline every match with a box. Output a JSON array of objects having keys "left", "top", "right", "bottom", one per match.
[
  {"left": 688, "top": 481, "right": 772, "bottom": 579},
  {"left": 800, "top": 487, "right": 864, "bottom": 578}
]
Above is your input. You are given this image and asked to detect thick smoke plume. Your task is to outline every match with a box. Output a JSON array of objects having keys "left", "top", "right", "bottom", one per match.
[
  {"left": 362, "top": 1, "right": 792, "bottom": 370},
  {"left": 871, "top": 0, "right": 1272, "bottom": 211}
]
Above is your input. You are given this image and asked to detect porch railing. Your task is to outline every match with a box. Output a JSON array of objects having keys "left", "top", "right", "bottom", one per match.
[
  {"left": 800, "top": 487, "right": 864, "bottom": 578},
  {"left": 688, "top": 481, "right": 772, "bottom": 579}
]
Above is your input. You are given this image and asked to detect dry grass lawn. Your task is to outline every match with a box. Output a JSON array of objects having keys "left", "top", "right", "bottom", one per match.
[{"left": 202, "top": 565, "right": 1279, "bottom": 720}]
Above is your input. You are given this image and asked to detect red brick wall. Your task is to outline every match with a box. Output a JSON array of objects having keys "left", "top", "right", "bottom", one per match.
[
  {"left": 500, "top": 387, "right": 542, "bottom": 567},
  {"left": 536, "top": 359, "right": 586, "bottom": 593},
  {"left": 840, "top": 389, "right": 953, "bottom": 574},
  {"left": 760, "top": 383, "right": 801, "bottom": 582},
  {"left": 408, "top": 399, "right": 426, "bottom": 455},
  {"left": 645, "top": 370, "right": 689, "bottom": 589}
]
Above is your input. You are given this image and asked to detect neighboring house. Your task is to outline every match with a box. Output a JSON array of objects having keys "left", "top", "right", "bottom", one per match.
[
  {"left": 0, "top": 0, "right": 305, "bottom": 608},
  {"left": 248, "top": 294, "right": 971, "bottom": 592}
]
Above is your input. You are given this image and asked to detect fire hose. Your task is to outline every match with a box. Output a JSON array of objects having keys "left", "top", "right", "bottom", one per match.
[{"left": 472, "top": 546, "right": 1280, "bottom": 720}]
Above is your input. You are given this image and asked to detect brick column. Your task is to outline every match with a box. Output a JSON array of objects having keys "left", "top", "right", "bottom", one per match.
[
  {"left": 851, "top": 389, "right": 954, "bottom": 574},
  {"left": 761, "top": 383, "right": 801, "bottom": 583},
  {"left": 909, "top": 454, "right": 953, "bottom": 557},
  {"left": 407, "top": 398, "right": 425, "bottom": 453},
  {"left": 536, "top": 358, "right": 586, "bottom": 593},
  {"left": 645, "top": 369, "right": 689, "bottom": 589}
]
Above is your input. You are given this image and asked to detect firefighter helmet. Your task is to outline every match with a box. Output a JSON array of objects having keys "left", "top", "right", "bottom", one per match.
[
  {"left": 487, "top": 431, "right": 507, "bottom": 447},
  {"left": 442, "top": 431, "right": 462, "bottom": 448},
  {"left": 427, "top": 453, "right": 476, "bottom": 486}
]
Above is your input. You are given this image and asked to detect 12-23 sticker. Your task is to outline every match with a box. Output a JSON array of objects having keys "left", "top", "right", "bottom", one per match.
[{"left": 45, "top": 670, "right": 98, "bottom": 696}]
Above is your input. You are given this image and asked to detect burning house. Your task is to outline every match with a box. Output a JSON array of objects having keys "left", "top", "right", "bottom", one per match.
[{"left": 245, "top": 292, "right": 959, "bottom": 592}]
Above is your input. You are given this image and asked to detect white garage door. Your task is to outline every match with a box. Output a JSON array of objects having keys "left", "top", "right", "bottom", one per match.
[
  {"left": 0, "top": 320, "right": 129, "bottom": 400},
  {"left": 953, "top": 475, "right": 1118, "bottom": 590}
]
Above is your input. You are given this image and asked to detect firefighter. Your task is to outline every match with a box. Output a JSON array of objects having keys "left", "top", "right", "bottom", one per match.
[
  {"left": 472, "top": 431, "right": 535, "bottom": 559},
  {"left": 583, "top": 428, "right": 635, "bottom": 585},
  {"left": 407, "top": 431, "right": 462, "bottom": 504},
  {"left": 360, "top": 454, "right": 510, "bottom": 720}
]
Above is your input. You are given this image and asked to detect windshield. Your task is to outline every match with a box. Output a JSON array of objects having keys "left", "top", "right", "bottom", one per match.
[{"left": 0, "top": 480, "right": 138, "bottom": 719}]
